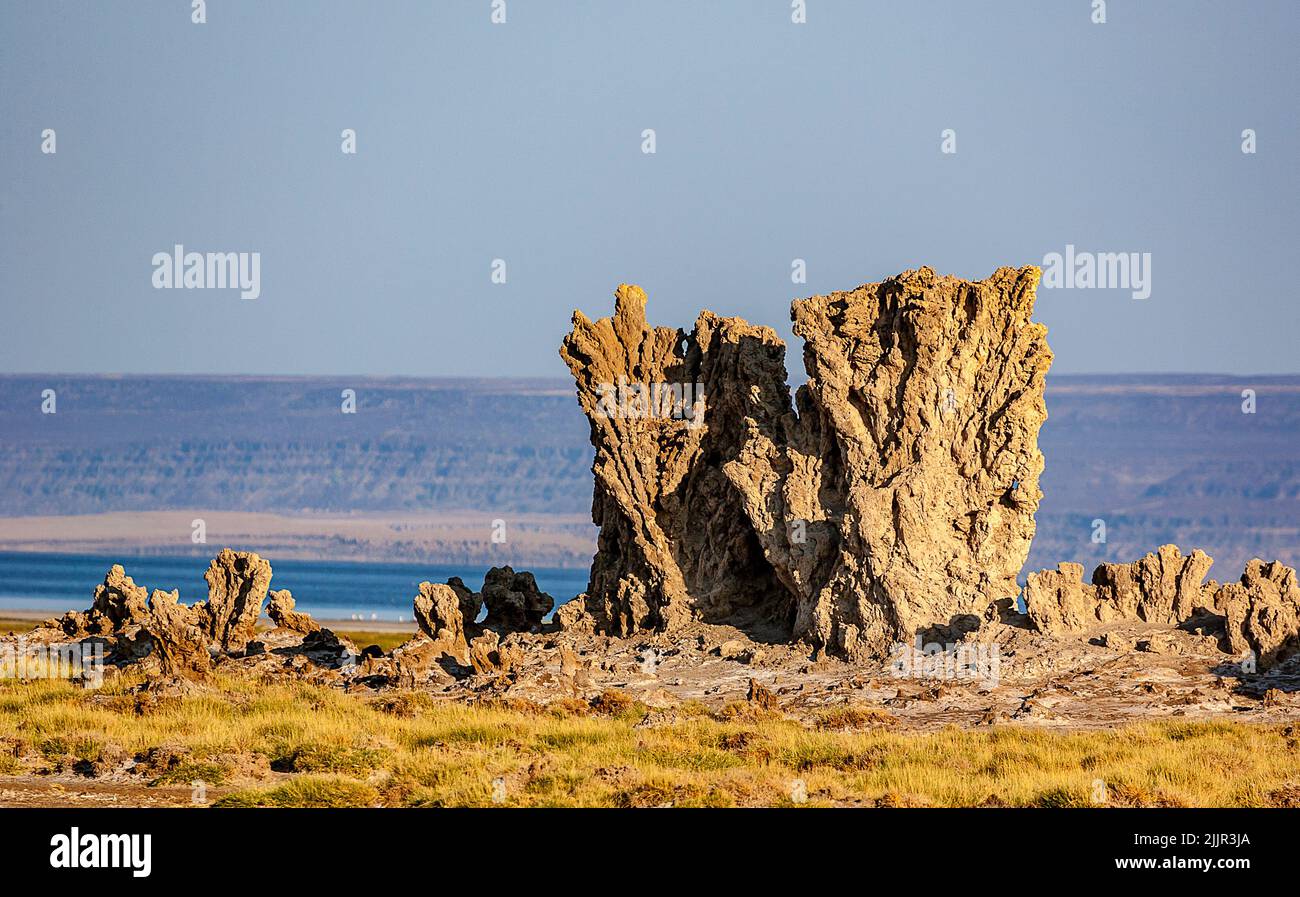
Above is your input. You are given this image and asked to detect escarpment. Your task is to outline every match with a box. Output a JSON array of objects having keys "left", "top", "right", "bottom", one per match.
[{"left": 561, "top": 267, "right": 1052, "bottom": 657}]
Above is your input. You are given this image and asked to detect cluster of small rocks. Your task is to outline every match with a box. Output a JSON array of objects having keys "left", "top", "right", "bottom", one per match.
[
  {"left": 16, "top": 549, "right": 561, "bottom": 693},
  {"left": 1024, "top": 545, "right": 1300, "bottom": 670},
  {"left": 26, "top": 549, "right": 356, "bottom": 684}
]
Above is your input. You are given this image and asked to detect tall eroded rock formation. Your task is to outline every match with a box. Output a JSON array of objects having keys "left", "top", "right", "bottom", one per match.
[
  {"left": 761, "top": 266, "right": 1051, "bottom": 654},
  {"left": 561, "top": 267, "right": 1052, "bottom": 657},
  {"left": 559, "top": 284, "right": 795, "bottom": 636}
]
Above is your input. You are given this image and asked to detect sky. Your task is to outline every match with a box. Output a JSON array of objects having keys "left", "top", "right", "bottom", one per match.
[{"left": 1, "top": 0, "right": 1297, "bottom": 377}]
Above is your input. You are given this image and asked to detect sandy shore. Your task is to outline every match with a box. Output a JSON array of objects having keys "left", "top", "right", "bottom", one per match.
[{"left": 0, "top": 509, "right": 595, "bottom": 568}]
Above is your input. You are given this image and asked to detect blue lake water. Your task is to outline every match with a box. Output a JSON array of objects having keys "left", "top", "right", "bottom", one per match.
[{"left": 0, "top": 552, "right": 586, "bottom": 622}]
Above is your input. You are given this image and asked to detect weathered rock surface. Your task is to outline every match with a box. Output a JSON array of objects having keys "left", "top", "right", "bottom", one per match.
[
  {"left": 1023, "top": 563, "right": 1097, "bottom": 634},
  {"left": 351, "top": 636, "right": 454, "bottom": 690},
  {"left": 1214, "top": 560, "right": 1300, "bottom": 669},
  {"left": 196, "top": 549, "right": 272, "bottom": 654},
  {"left": 1025, "top": 546, "right": 1215, "bottom": 634},
  {"left": 266, "top": 589, "right": 320, "bottom": 635},
  {"left": 446, "top": 576, "right": 482, "bottom": 627},
  {"left": 554, "top": 595, "right": 597, "bottom": 633},
  {"left": 91, "top": 565, "right": 152, "bottom": 631},
  {"left": 779, "top": 266, "right": 1051, "bottom": 656},
  {"left": 43, "top": 565, "right": 152, "bottom": 637},
  {"left": 561, "top": 268, "right": 1051, "bottom": 657},
  {"left": 1093, "top": 545, "right": 1214, "bottom": 625},
  {"left": 747, "top": 678, "right": 780, "bottom": 712},
  {"left": 144, "top": 589, "right": 212, "bottom": 680},
  {"left": 469, "top": 630, "right": 524, "bottom": 676},
  {"left": 560, "top": 284, "right": 795, "bottom": 637},
  {"left": 413, "top": 581, "right": 470, "bottom": 664},
  {"left": 480, "top": 566, "right": 554, "bottom": 632},
  {"left": 361, "top": 568, "right": 558, "bottom": 684},
  {"left": 1023, "top": 548, "right": 1300, "bottom": 671}
]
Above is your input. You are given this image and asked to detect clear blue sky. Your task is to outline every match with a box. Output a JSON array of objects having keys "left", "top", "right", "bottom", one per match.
[{"left": 2, "top": 0, "right": 1296, "bottom": 376}]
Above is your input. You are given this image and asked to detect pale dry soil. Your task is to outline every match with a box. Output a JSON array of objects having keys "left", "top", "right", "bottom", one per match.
[{"left": 0, "top": 510, "right": 594, "bottom": 567}]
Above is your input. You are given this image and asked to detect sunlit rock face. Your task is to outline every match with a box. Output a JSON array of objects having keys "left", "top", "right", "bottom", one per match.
[{"left": 561, "top": 266, "right": 1052, "bottom": 657}]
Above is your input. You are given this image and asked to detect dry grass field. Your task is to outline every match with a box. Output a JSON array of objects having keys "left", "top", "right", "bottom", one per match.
[{"left": 1, "top": 668, "right": 1298, "bottom": 808}]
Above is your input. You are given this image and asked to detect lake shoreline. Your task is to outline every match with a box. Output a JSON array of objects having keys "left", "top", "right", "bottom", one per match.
[
  {"left": 0, "top": 550, "right": 586, "bottom": 623},
  {"left": 0, "top": 608, "right": 417, "bottom": 633}
]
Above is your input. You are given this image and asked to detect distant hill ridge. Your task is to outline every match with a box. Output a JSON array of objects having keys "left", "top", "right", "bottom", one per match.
[{"left": 1, "top": 374, "right": 1297, "bottom": 576}]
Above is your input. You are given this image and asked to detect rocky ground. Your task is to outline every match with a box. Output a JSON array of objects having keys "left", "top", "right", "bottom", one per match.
[
  {"left": 5, "top": 553, "right": 1300, "bottom": 808},
  {"left": 9, "top": 271, "right": 1298, "bottom": 731},
  {"left": 360, "top": 616, "right": 1300, "bottom": 732},
  {"left": 8, "top": 549, "right": 1300, "bottom": 734},
  {"left": 6, "top": 611, "right": 1300, "bottom": 808}
]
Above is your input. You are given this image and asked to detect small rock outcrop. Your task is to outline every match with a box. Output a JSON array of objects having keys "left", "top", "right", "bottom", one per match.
[
  {"left": 1025, "top": 546, "right": 1215, "bottom": 634},
  {"left": 90, "top": 564, "right": 152, "bottom": 631},
  {"left": 554, "top": 595, "right": 598, "bottom": 633},
  {"left": 747, "top": 678, "right": 780, "bottom": 712},
  {"left": 1024, "top": 548, "right": 1300, "bottom": 671},
  {"left": 1092, "top": 546, "right": 1215, "bottom": 625},
  {"left": 561, "top": 268, "right": 1051, "bottom": 657},
  {"left": 480, "top": 567, "right": 553, "bottom": 632},
  {"left": 44, "top": 565, "right": 152, "bottom": 637},
  {"left": 196, "top": 549, "right": 272, "bottom": 654},
  {"left": 413, "top": 581, "right": 470, "bottom": 664},
  {"left": 1213, "top": 560, "right": 1300, "bottom": 669},
  {"left": 18, "top": 550, "right": 372, "bottom": 686},
  {"left": 266, "top": 589, "right": 320, "bottom": 635},
  {"left": 1022, "top": 563, "right": 1096, "bottom": 634},
  {"left": 446, "top": 576, "right": 482, "bottom": 626},
  {"left": 468, "top": 630, "right": 524, "bottom": 676}
]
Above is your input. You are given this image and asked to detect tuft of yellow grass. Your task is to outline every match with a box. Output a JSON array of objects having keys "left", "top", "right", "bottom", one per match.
[
  {"left": 0, "top": 674, "right": 1296, "bottom": 807},
  {"left": 0, "top": 618, "right": 43, "bottom": 636}
]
